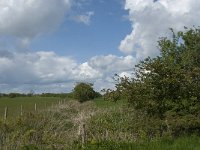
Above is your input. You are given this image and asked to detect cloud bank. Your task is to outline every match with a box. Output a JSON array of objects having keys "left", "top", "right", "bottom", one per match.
[
  {"left": 0, "top": 51, "right": 135, "bottom": 93},
  {"left": 119, "top": 0, "right": 200, "bottom": 59}
]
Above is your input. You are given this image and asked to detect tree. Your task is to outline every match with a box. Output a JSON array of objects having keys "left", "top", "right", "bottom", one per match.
[
  {"left": 115, "top": 27, "right": 200, "bottom": 136},
  {"left": 73, "top": 82, "right": 96, "bottom": 102},
  {"left": 117, "top": 27, "right": 200, "bottom": 118}
]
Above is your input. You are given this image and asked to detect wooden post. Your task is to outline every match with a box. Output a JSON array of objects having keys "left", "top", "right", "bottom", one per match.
[
  {"left": 4, "top": 107, "right": 7, "bottom": 122},
  {"left": 20, "top": 105, "right": 23, "bottom": 116},
  {"left": 105, "top": 129, "right": 109, "bottom": 140},
  {"left": 35, "top": 103, "right": 37, "bottom": 111},
  {"left": 124, "top": 133, "right": 127, "bottom": 140},
  {"left": 82, "top": 124, "right": 86, "bottom": 147},
  {"left": 45, "top": 103, "right": 47, "bottom": 109}
]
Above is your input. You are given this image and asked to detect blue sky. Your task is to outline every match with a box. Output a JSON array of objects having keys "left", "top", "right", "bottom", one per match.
[
  {"left": 31, "top": 0, "right": 131, "bottom": 62},
  {"left": 0, "top": 0, "right": 199, "bottom": 93}
]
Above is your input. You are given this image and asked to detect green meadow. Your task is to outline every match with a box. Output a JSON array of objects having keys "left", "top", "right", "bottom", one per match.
[{"left": 0, "top": 96, "right": 61, "bottom": 119}]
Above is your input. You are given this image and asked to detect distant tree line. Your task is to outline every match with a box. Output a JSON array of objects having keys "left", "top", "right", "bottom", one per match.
[
  {"left": 0, "top": 84, "right": 102, "bottom": 100},
  {"left": 0, "top": 92, "right": 74, "bottom": 99},
  {"left": 0, "top": 93, "right": 34, "bottom": 98}
]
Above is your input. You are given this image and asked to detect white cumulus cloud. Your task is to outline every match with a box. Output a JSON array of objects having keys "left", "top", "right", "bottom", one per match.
[
  {"left": 119, "top": 0, "right": 200, "bottom": 59},
  {"left": 88, "top": 55, "right": 136, "bottom": 74},
  {"left": 0, "top": 0, "right": 71, "bottom": 39}
]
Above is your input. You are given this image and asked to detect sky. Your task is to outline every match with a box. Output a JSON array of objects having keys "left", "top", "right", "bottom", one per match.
[{"left": 0, "top": 0, "right": 200, "bottom": 93}]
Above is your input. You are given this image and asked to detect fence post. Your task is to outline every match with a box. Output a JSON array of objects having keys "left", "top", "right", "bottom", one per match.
[
  {"left": 21, "top": 105, "right": 23, "bottom": 116},
  {"left": 105, "top": 129, "right": 109, "bottom": 140},
  {"left": 35, "top": 103, "right": 37, "bottom": 111},
  {"left": 82, "top": 124, "right": 86, "bottom": 147},
  {"left": 4, "top": 106, "right": 7, "bottom": 122}
]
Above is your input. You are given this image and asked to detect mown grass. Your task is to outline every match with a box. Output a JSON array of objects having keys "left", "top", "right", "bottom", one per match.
[{"left": 0, "top": 96, "right": 62, "bottom": 119}]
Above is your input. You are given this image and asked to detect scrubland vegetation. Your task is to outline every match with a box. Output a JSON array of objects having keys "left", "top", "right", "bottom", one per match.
[
  {"left": 0, "top": 99, "right": 200, "bottom": 149},
  {"left": 0, "top": 27, "right": 200, "bottom": 149}
]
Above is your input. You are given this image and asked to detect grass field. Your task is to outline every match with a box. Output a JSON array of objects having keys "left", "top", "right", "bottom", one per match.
[
  {"left": 0, "top": 96, "right": 62, "bottom": 119},
  {"left": 0, "top": 96, "right": 115, "bottom": 120}
]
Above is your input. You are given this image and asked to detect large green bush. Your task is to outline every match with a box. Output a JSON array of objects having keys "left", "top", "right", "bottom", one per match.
[
  {"left": 116, "top": 27, "right": 200, "bottom": 136},
  {"left": 73, "top": 82, "right": 96, "bottom": 102}
]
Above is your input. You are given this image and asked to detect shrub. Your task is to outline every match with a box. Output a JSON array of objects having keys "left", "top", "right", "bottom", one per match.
[
  {"left": 73, "top": 82, "right": 96, "bottom": 102},
  {"left": 115, "top": 27, "right": 200, "bottom": 136}
]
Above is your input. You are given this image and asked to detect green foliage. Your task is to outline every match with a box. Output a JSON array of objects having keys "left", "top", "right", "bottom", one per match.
[
  {"left": 116, "top": 27, "right": 200, "bottom": 136},
  {"left": 101, "top": 89, "right": 121, "bottom": 102},
  {"left": 73, "top": 82, "right": 96, "bottom": 102},
  {"left": 94, "top": 91, "right": 102, "bottom": 99}
]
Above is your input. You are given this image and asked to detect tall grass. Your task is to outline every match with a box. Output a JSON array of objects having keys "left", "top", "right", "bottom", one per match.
[
  {"left": 0, "top": 100, "right": 97, "bottom": 149},
  {"left": 81, "top": 135, "right": 200, "bottom": 150}
]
